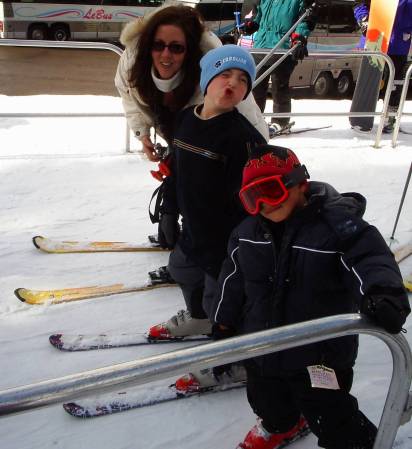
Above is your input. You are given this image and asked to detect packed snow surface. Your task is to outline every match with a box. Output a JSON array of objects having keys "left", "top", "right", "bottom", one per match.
[{"left": 0, "top": 94, "right": 411, "bottom": 449}]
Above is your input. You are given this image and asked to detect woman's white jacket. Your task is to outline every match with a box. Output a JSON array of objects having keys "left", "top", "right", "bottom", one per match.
[{"left": 114, "top": 13, "right": 269, "bottom": 141}]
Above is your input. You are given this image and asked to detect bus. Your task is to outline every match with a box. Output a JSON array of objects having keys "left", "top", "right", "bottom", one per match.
[{"left": 0, "top": 0, "right": 242, "bottom": 42}]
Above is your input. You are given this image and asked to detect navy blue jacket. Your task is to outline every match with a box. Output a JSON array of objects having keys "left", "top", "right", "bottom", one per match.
[{"left": 212, "top": 182, "right": 408, "bottom": 374}]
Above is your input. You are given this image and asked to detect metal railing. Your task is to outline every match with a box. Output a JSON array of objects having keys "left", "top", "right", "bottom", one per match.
[
  {"left": 251, "top": 48, "right": 396, "bottom": 148},
  {"left": 0, "top": 314, "right": 411, "bottom": 449},
  {"left": 0, "top": 39, "right": 134, "bottom": 152},
  {"left": 392, "top": 62, "right": 412, "bottom": 147},
  {"left": 0, "top": 40, "right": 406, "bottom": 150}
]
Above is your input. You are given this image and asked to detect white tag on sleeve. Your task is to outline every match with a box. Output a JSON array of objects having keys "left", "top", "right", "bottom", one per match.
[{"left": 307, "top": 365, "right": 340, "bottom": 390}]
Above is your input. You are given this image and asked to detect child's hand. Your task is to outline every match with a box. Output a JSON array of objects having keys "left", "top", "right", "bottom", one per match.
[
  {"left": 140, "top": 135, "right": 160, "bottom": 162},
  {"left": 363, "top": 294, "right": 410, "bottom": 334}
]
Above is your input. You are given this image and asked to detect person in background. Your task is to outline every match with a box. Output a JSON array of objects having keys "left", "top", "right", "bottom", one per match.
[
  {"left": 354, "top": 0, "right": 412, "bottom": 133},
  {"left": 115, "top": 3, "right": 268, "bottom": 163},
  {"left": 210, "top": 145, "right": 410, "bottom": 449},
  {"left": 146, "top": 45, "right": 267, "bottom": 391},
  {"left": 242, "top": 0, "right": 315, "bottom": 130}
]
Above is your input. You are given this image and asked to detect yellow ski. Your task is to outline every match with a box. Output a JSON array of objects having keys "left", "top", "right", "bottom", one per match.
[
  {"left": 32, "top": 235, "right": 168, "bottom": 254},
  {"left": 391, "top": 242, "right": 412, "bottom": 292},
  {"left": 404, "top": 277, "right": 412, "bottom": 293},
  {"left": 15, "top": 282, "right": 176, "bottom": 305},
  {"left": 393, "top": 242, "right": 412, "bottom": 264}
]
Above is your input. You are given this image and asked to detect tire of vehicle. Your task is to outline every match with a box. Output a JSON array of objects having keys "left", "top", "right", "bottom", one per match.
[
  {"left": 336, "top": 71, "right": 354, "bottom": 97},
  {"left": 50, "top": 24, "right": 70, "bottom": 41},
  {"left": 28, "top": 24, "right": 48, "bottom": 40},
  {"left": 313, "top": 72, "right": 333, "bottom": 98}
]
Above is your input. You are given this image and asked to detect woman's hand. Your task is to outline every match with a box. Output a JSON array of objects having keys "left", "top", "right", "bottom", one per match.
[{"left": 140, "top": 135, "right": 160, "bottom": 162}]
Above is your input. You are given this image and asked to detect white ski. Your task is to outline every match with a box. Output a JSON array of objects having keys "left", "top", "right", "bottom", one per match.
[
  {"left": 32, "top": 235, "right": 168, "bottom": 253},
  {"left": 49, "top": 332, "right": 209, "bottom": 351}
]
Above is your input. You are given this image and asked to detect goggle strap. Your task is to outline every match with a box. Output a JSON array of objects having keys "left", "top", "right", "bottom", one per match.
[{"left": 282, "top": 165, "right": 310, "bottom": 188}]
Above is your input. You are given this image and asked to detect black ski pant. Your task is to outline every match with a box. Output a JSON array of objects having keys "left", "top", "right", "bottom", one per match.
[
  {"left": 252, "top": 53, "right": 297, "bottom": 127},
  {"left": 382, "top": 54, "right": 408, "bottom": 107},
  {"left": 168, "top": 243, "right": 218, "bottom": 319},
  {"left": 245, "top": 365, "right": 377, "bottom": 449}
]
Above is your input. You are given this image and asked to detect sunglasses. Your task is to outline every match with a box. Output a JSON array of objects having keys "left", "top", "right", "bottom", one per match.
[
  {"left": 239, "top": 166, "right": 309, "bottom": 215},
  {"left": 152, "top": 40, "right": 186, "bottom": 54}
]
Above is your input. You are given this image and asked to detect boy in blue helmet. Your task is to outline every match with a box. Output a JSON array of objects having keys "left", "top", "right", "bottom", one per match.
[
  {"left": 210, "top": 144, "right": 409, "bottom": 449},
  {"left": 148, "top": 45, "right": 267, "bottom": 362}
]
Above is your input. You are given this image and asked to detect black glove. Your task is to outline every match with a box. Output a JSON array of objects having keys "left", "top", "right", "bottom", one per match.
[
  {"left": 158, "top": 214, "right": 179, "bottom": 249},
  {"left": 243, "top": 19, "right": 259, "bottom": 35},
  {"left": 290, "top": 32, "right": 308, "bottom": 61},
  {"left": 358, "top": 17, "right": 368, "bottom": 36},
  {"left": 362, "top": 294, "right": 410, "bottom": 334}
]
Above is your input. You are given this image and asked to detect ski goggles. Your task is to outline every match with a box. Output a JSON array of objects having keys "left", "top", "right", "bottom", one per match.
[
  {"left": 152, "top": 40, "right": 186, "bottom": 54},
  {"left": 239, "top": 165, "right": 309, "bottom": 215}
]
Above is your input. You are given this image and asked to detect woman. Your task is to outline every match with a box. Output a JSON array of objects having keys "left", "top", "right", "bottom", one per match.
[{"left": 115, "top": 3, "right": 268, "bottom": 161}]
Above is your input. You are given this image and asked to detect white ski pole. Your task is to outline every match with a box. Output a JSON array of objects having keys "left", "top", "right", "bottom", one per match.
[{"left": 253, "top": 43, "right": 301, "bottom": 88}]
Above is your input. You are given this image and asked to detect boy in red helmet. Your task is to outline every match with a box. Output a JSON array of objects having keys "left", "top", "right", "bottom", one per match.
[{"left": 209, "top": 145, "right": 409, "bottom": 449}]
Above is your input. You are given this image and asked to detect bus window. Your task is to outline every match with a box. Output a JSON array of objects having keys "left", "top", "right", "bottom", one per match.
[
  {"left": 313, "top": 0, "right": 328, "bottom": 33},
  {"left": 101, "top": 0, "right": 163, "bottom": 6},
  {"left": 328, "top": 0, "right": 357, "bottom": 34},
  {"left": 196, "top": 2, "right": 241, "bottom": 22}
]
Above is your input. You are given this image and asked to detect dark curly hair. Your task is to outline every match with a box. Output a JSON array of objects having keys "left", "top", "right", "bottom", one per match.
[{"left": 129, "top": 5, "right": 205, "bottom": 119}]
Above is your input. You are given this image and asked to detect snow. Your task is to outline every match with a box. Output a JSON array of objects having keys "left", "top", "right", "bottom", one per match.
[{"left": 0, "top": 94, "right": 411, "bottom": 449}]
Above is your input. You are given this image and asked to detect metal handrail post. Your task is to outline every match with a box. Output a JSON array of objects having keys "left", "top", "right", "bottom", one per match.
[
  {"left": 374, "top": 55, "right": 395, "bottom": 148},
  {"left": 125, "top": 123, "right": 131, "bottom": 153},
  {"left": 0, "top": 314, "right": 410, "bottom": 449},
  {"left": 374, "top": 330, "right": 412, "bottom": 446},
  {"left": 392, "top": 63, "right": 412, "bottom": 147}
]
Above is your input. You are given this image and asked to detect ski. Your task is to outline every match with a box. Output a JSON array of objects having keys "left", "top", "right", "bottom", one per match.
[
  {"left": 32, "top": 235, "right": 168, "bottom": 254},
  {"left": 63, "top": 381, "right": 246, "bottom": 418},
  {"left": 273, "top": 123, "right": 332, "bottom": 137},
  {"left": 393, "top": 242, "right": 412, "bottom": 264},
  {"left": 15, "top": 265, "right": 175, "bottom": 305},
  {"left": 49, "top": 332, "right": 210, "bottom": 351},
  {"left": 404, "top": 274, "right": 412, "bottom": 293},
  {"left": 15, "top": 281, "right": 176, "bottom": 305}
]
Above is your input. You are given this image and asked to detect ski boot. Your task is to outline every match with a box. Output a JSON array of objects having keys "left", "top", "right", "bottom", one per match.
[
  {"left": 148, "top": 234, "right": 160, "bottom": 246},
  {"left": 148, "top": 266, "right": 176, "bottom": 285},
  {"left": 269, "top": 121, "right": 295, "bottom": 138},
  {"left": 236, "top": 416, "right": 310, "bottom": 449},
  {"left": 383, "top": 106, "right": 397, "bottom": 134},
  {"left": 148, "top": 309, "right": 212, "bottom": 341},
  {"left": 174, "top": 364, "right": 246, "bottom": 394}
]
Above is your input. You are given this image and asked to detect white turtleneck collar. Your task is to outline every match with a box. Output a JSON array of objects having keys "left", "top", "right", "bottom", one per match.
[{"left": 151, "top": 66, "right": 184, "bottom": 93}]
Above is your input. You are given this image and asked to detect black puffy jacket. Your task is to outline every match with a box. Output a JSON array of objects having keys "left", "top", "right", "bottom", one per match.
[
  {"left": 212, "top": 181, "right": 408, "bottom": 374},
  {"left": 162, "top": 106, "right": 266, "bottom": 278}
]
